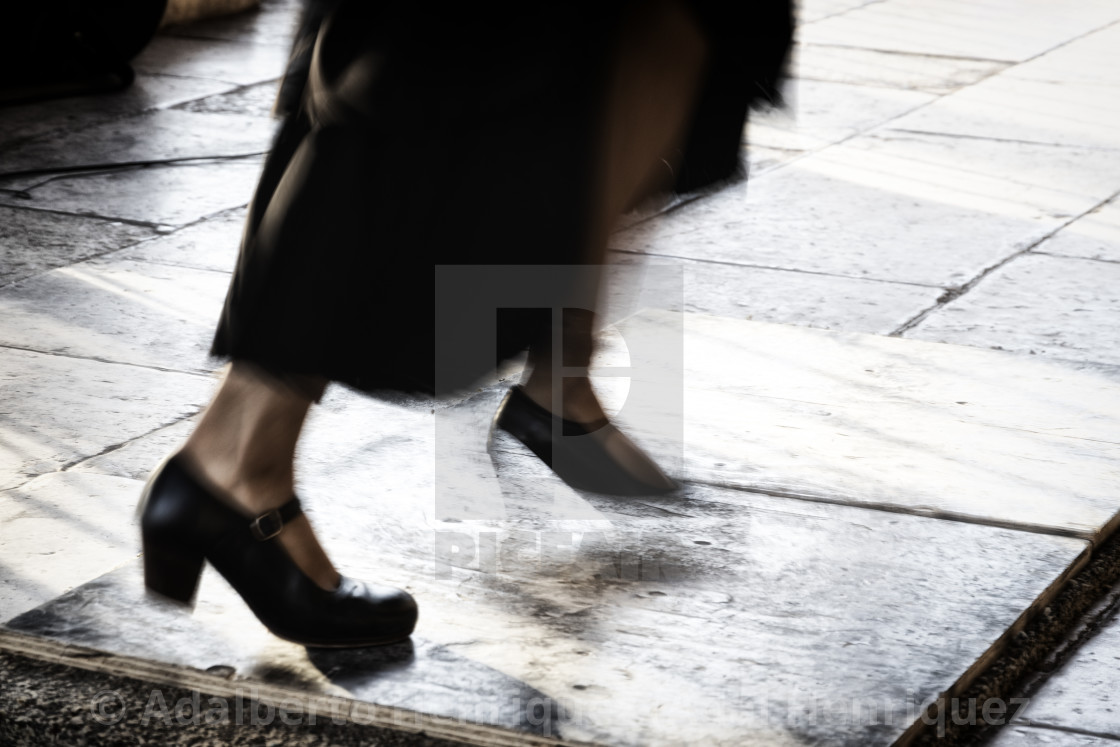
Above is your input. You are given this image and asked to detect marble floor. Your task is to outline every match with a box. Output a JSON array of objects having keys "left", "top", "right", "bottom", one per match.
[{"left": 2, "top": 0, "right": 1120, "bottom": 745}]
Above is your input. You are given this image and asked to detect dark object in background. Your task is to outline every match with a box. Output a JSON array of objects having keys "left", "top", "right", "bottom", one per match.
[{"left": 0, "top": 0, "right": 168, "bottom": 105}]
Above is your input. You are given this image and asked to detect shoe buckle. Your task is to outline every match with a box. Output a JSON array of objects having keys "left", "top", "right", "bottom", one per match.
[{"left": 250, "top": 509, "right": 284, "bottom": 541}]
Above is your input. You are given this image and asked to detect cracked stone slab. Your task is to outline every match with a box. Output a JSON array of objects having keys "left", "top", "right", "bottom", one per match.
[
  {"left": 792, "top": 43, "right": 1009, "bottom": 95},
  {"left": 3, "top": 108, "right": 273, "bottom": 187},
  {"left": 864, "top": 131, "right": 1120, "bottom": 205},
  {"left": 173, "top": 81, "right": 282, "bottom": 118},
  {"left": 0, "top": 75, "right": 236, "bottom": 154},
  {"left": 110, "top": 207, "right": 246, "bottom": 273},
  {"left": 0, "top": 208, "right": 153, "bottom": 287},
  {"left": 1037, "top": 197, "right": 1120, "bottom": 263},
  {"left": 0, "top": 257, "right": 229, "bottom": 372},
  {"left": 131, "top": 35, "right": 290, "bottom": 86},
  {"left": 988, "top": 727, "right": 1120, "bottom": 746},
  {"left": 0, "top": 346, "right": 214, "bottom": 491},
  {"left": 746, "top": 78, "right": 935, "bottom": 151},
  {"left": 887, "top": 73, "right": 1120, "bottom": 151},
  {"left": 0, "top": 159, "right": 263, "bottom": 228},
  {"left": 907, "top": 253, "right": 1120, "bottom": 368},
  {"left": 617, "top": 311, "right": 1120, "bottom": 537},
  {"left": 993, "top": 602, "right": 1120, "bottom": 739},
  {"left": 2, "top": 477, "right": 1088, "bottom": 745},
  {"left": 800, "top": 0, "right": 1120, "bottom": 62},
  {"left": 606, "top": 253, "right": 943, "bottom": 335},
  {"left": 612, "top": 136, "right": 1087, "bottom": 286},
  {"left": 0, "top": 109, "right": 275, "bottom": 189},
  {"left": 68, "top": 419, "right": 198, "bottom": 483},
  {"left": 1002, "top": 21, "right": 1120, "bottom": 88},
  {"left": 0, "top": 473, "right": 143, "bottom": 623}
]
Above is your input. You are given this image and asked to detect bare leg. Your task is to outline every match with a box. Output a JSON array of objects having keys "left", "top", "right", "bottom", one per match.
[
  {"left": 178, "top": 362, "right": 340, "bottom": 591},
  {"left": 523, "top": 0, "right": 707, "bottom": 422}
]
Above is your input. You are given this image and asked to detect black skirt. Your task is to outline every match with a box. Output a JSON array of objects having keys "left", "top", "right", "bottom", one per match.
[{"left": 210, "top": 1, "right": 793, "bottom": 395}]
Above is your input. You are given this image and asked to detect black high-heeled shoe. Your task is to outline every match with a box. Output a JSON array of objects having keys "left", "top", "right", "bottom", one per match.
[
  {"left": 138, "top": 456, "right": 417, "bottom": 648},
  {"left": 495, "top": 385, "right": 678, "bottom": 496}
]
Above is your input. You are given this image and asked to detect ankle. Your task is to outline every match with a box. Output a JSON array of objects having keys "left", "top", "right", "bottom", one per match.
[
  {"left": 519, "top": 378, "right": 606, "bottom": 425},
  {"left": 177, "top": 443, "right": 294, "bottom": 514}
]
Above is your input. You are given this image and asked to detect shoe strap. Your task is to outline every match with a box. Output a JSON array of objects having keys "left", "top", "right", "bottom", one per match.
[
  {"left": 511, "top": 386, "right": 610, "bottom": 435},
  {"left": 249, "top": 497, "right": 303, "bottom": 541}
]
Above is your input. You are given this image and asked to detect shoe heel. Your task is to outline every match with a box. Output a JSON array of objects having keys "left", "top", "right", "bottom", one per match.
[{"left": 142, "top": 538, "right": 204, "bottom": 606}]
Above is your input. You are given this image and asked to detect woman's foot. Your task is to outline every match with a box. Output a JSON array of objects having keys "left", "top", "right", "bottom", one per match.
[
  {"left": 140, "top": 362, "right": 417, "bottom": 647},
  {"left": 496, "top": 384, "right": 676, "bottom": 495},
  {"left": 140, "top": 455, "right": 417, "bottom": 647},
  {"left": 510, "top": 308, "right": 676, "bottom": 494},
  {"left": 177, "top": 363, "right": 340, "bottom": 591}
]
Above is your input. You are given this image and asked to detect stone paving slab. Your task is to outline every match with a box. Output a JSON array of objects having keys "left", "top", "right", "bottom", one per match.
[
  {"left": 0, "top": 75, "right": 236, "bottom": 153},
  {"left": 612, "top": 136, "right": 1083, "bottom": 286},
  {"left": 110, "top": 206, "right": 245, "bottom": 272},
  {"left": 888, "top": 73, "right": 1120, "bottom": 150},
  {"left": 1, "top": 478, "right": 1089, "bottom": 746},
  {"left": 0, "top": 256, "right": 230, "bottom": 372},
  {"left": 613, "top": 312, "right": 1120, "bottom": 537},
  {"left": 746, "top": 78, "right": 934, "bottom": 152},
  {"left": 0, "top": 647, "right": 473, "bottom": 747},
  {"left": 69, "top": 419, "right": 198, "bottom": 483},
  {"left": 0, "top": 346, "right": 214, "bottom": 491},
  {"left": 0, "top": 473, "right": 143, "bottom": 622},
  {"left": 0, "top": 307, "right": 1111, "bottom": 745},
  {"left": 606, "top": 253, "right": 943, "bottom": 335},
  {"left": 0, "top": 109, "right": 275, "bottom": 183},
  {"left": 1001, "top": 21, "right": 1120, "bottom": 88},
  {"left": 800, "top": 0, "right": 1120, "bottom": 62},
  {"left": 798, "top": 131, "right": 1099, "bottom": 215},
  {"left": 860, "top": 131, "right": 1120, "bottom": 205},
  {"left": 989, "top": 727, "right": 1120, "bottom": 746},
  {"left": 1037, "top": 197, "right": 1120, "bottom": 264},
  {"left": 0, "top": 208, "right": 153, "bottom": 287},
  {"left": 0, "top": 158, "right": 263, "bottom": 228},
  {"left": 907, "top": 253, "right": 1120, "bottom": 368},
  {"left": 792, "top": 43, "right": 1008, "bottom": 95},
  {"left": 174, "top": 81, "right": 282, "bottom": 118},
  {"left": 131, "top": 35, "right": 291, "bottom": 87}
]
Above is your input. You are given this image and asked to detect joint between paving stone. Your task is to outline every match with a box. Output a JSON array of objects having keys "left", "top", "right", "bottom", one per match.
[
  {"left": 58, "top": 410, "right": 204, "bottom": 476},
  {"left": 892, "top": 187, "right": 1120, "bottom": 337},
  {"left": 610, "top": 245, "right": 944, "bottom": 289},
  {"left": 169, "top": 77, "right": 283, "bottom": 106},
  {"left": 688, "top": 477, "right": 1094, "bottom": 540},
  {"left": 796, "top": 41, "right": 1019, "bottom": 65},
  {"left": 1, "top": 152, "right": 269, "bottom": 188},
  {"left": 1032, "top": 251, "right": 1120, "bottom": 267},
  {"left": 0, "top": 203, "right": 170, "bottom": 231},
  {"left": 0, "top": 342, "right": 217, "bottom": 379},
  {"left": 882, "top": 128, "right": 1120, "bottom": 151}
]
